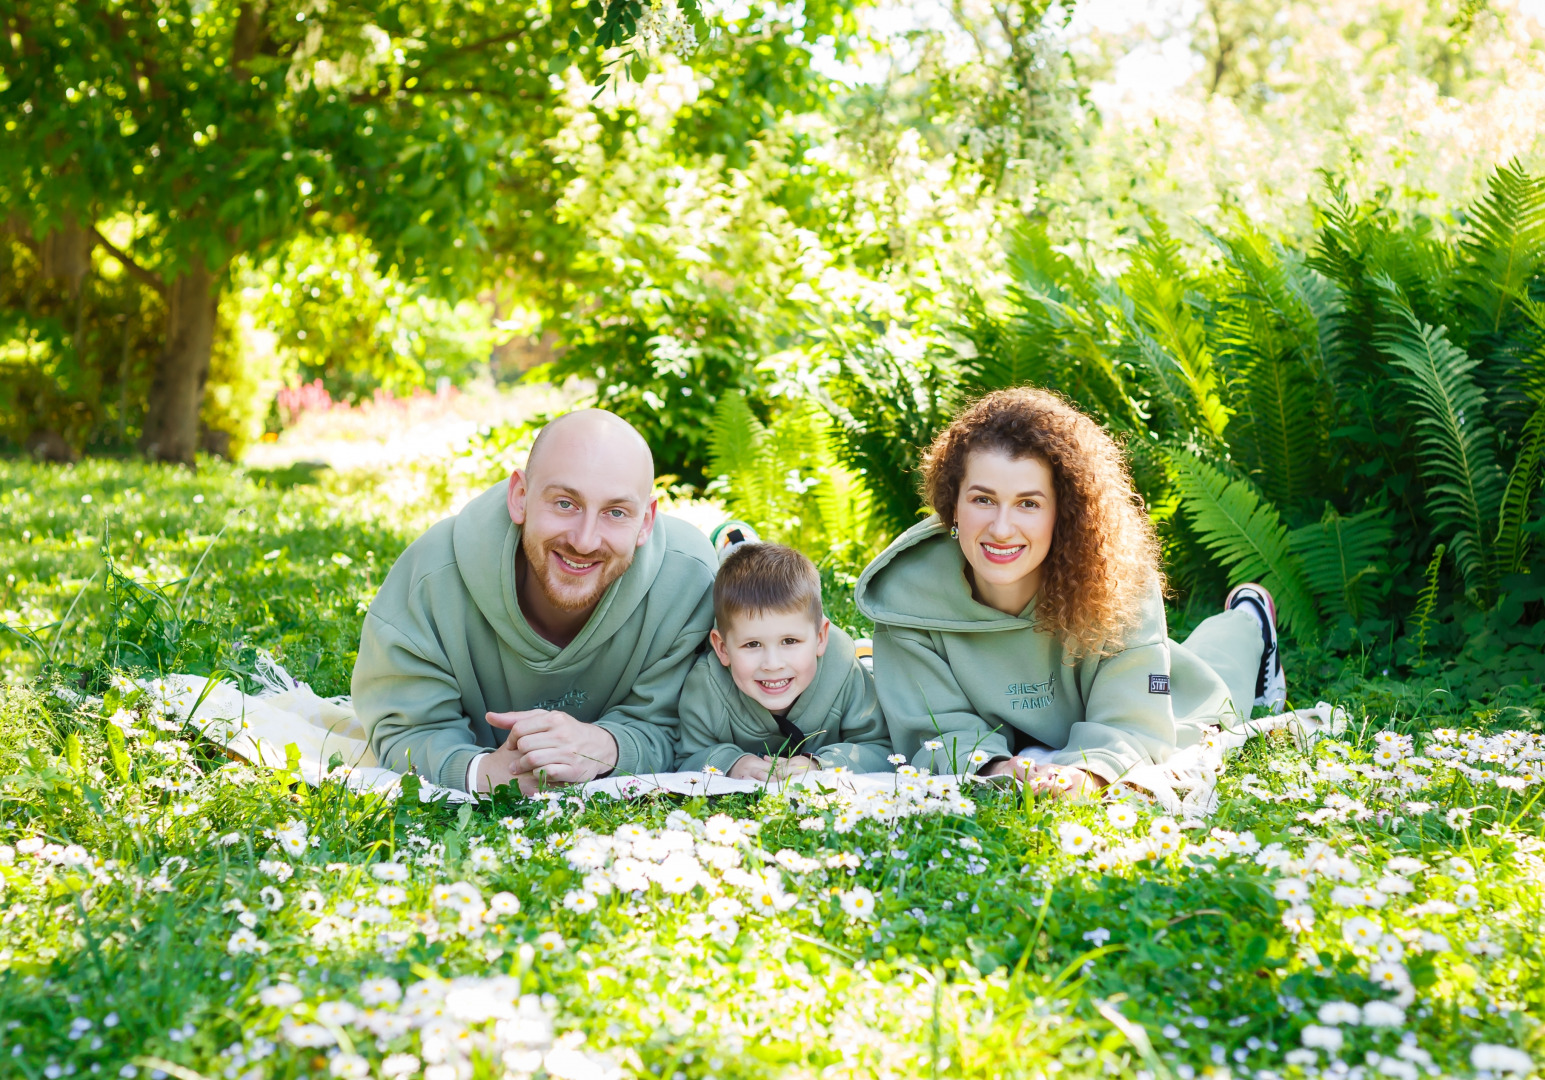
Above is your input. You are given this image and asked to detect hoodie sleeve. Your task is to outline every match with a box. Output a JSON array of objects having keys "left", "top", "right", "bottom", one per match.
[
  {"left": 674, "top": 654, "right": 756, "bottom": 774},
  {"left": 1047, "top": 589, "right": 1180, "bottom": 784},
  {"left": 872, "top": 624, "right": 1010, "bottom": 774},
  {"left": 1046, "top": 641, "right": 1179, "bottom": 784},
  {"left": 812, "top": 659, "right": 896, "bottom": 773},
  {"left": 353, "top": 609, "right": 486, "bottom": 792},
  {"left": 592, "top": 570, "right": 714, "bottom": 776}
]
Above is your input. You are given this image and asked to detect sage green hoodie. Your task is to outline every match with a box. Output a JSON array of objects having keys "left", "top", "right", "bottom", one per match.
[
  {"left": 675, "top": 624, "right": 894, "bottom": 774},
  {"left": 854, "top": 518, "right": 1251, "bottom": 783},
  {"left": 352, "top": 480, "right": 717, "bottom": 791}
]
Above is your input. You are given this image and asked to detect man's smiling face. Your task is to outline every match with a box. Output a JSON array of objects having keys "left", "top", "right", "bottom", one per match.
[{"left": 509, "top": 410, "right": 657, "bottom": 618}]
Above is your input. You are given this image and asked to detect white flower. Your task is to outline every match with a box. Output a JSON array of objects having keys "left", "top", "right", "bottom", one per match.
[
  {"left": 315, "top": 1001, "right": 358, "bottom": 1026},
  {"left": 1316, "top": 1001, "right": 1360, "bottom": 1025},
  {"left": 488, "top": 891, "right": 521, "bottom": 915},
  {"left": 702, "top": 814, "right": 745, "bottom": 844},
  {"left": 840, "top": 887, "right": 876, "bottom": 920},
  {"left": 1418, "top": 931, "right": 1451, "bottom": 953},
  {"left": 923, "top": 740, "right": 944, "bottom": 752},
  {"left": 535, "top": 931, "right": 566, "bottom": 956},
  {"left": 1361, "top": 1001, "right": 1406, "bottom": 1027},
  {"left": 377, "top": 885, "right": 407, "bottom": 907},
  {"left": 329, "top": 1054, "right": 369, "bottom": 1078},
  {"left": 1342, "top": 916, "right": 1382, "bottom": 947},
  {"left": 360, "top": 978, "right": 402, "bottom": 1006},
  {"left": 227, "top": 928, "right": 264, "bottom": 955},
  {"left": 1057, "top": 823, "right": 1096, "bottom": 856},
  {"left": 1082, "top": 927, "right": 1111, "bottom": 946},
  {"left": 798, "top": 816, "right": 826, "bottom": 831},
  {"left": 968, "top": 748, "right": 992, "bottom": 765},
  {"left": 1454, "top": 883, "right": 1479, "bottom": 908},
  {"left": 563, "top": 891, "right": 599, "bottom": 914},
  {"left": 650, "top": 852, "right": 704, "bottom": 894},
  {"left": 1300, "top": 1025, "right": 1343, "bottom": 1052},
  {"left": 282, "top": 1021, "right": 335, "bottom": 1048},
  {"left": 277, "top": 833, "right": 309, "bottom": 858},
  {"left": 1447, "top": 858, "right": 1475, "bottom": 882},
  {"left": 259, "top": 886, "right": 285, "bottom": 911},
  {"left": 887, "top": 754, "right": 907, "bottom": 765},
  {"left": 746, "top": 875, "right": 798, "bottom": 915},
  {"left": 259, "top": 984, "right": 304, "bottom": 1008},
  {"left": 372, "top": 862, "right": 409, "bottom": 882},
  {"left": 1148, "top": 817, "right": 1180, "bottom": 840},
  {"left": 1273, "top": 878, "right": 1311, "bottom": 902},
  {"left": 708, "top": 897, "right": 744, "bottom": 919},
  {"left": 380, "top": 1054, "right": 421, "bottom": 1078},
  {"left": 1471, "top": 1045, "right": 1535, "bottom": 1074},
  {"left": 1376, "top": 935, "right": 1406, "bottom": 962},
  {"left": 1281, "top": 904, "right": 1315, "bottom": 934},
  {"left": 1105, "top": 804, "right": 1139, "bottom": 831},
  {"left": 469, "top": 846, "right": 500, "bottom": 871},
  {"left": 1368, "top": 962, "right": 1411, "bottom": 991}
]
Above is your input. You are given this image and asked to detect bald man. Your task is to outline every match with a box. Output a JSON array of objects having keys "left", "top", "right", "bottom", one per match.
[{"left": 352, "top": 410, "right": 716, "bottom": 793}]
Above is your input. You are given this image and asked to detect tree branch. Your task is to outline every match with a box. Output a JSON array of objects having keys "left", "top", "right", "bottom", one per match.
[{"left": 89, "top": 227, "right": 165, "bottom": 295}]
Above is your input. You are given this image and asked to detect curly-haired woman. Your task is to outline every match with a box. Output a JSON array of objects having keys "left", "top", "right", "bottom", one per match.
[{"left": 854, "top": 387, "right": 1286, "bottom": 796}]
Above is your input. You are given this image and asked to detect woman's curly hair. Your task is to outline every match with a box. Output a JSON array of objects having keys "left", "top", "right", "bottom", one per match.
[{"left": 922, "top": 387, "right": 1162, "bottom": 657}]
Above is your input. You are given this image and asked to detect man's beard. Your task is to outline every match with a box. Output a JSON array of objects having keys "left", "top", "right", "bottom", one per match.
[{"left": 521, "top": 531, "right": 635, "bottom": 614}]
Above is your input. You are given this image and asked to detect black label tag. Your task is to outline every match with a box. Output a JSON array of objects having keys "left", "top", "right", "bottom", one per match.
[{"left": 1148, "top": 674, "right": 1170, "bottom": 695}]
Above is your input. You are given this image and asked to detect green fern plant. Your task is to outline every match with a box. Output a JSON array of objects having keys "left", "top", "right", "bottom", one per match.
[
  {"left": 1121, "top": 234, "right": 1233, "bottom": 446},
  {"left": 1457, "top": 159, "right": 1545, "bottom": 337},
  {"left": 823, "top": 337, "right": 957, "bottom": 535},
  {"left": 1167, "top": 452, "right": 1320, "bottom": 639},
  {"left": 1288, "top": 506, "right": 1393, "bottom": 621},
  {"left": 1410, "top": 544, "right": 1446, "bottom": 665},
  {"left": 710, "top": 392, "right": 886, "bottom": 569},
  {"left": 1494, "top": 399, "right": 1545, "bottom": 577},
  {"left": 1374, "top": 284, "right": 1507, "bottom": 601}
]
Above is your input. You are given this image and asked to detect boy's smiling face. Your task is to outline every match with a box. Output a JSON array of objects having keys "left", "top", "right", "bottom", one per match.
[{"left": 710, "top": 608, "right": 830, "bottom": 712}]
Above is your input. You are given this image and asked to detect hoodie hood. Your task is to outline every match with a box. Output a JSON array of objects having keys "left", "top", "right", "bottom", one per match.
[
  {"left": 452, "top": 480, "right": 669, "bottom": 672},
  {"left": 854, "top": 516, "right": 1033, "bottom": 632}
]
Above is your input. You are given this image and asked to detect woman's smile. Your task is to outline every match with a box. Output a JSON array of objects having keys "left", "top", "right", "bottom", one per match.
[{"left": 980, "top": 541, "right": 1026, "bottom": 564}]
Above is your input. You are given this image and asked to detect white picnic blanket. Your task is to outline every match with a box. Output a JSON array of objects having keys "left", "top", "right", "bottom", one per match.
[{"left": 152, "top": 663, "right": 1347, "bottom": 816}]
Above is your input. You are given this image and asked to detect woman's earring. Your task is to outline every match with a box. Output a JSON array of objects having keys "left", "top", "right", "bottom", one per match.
[{"left": 949, "top": 524, "right": 959, "bottom": 539}]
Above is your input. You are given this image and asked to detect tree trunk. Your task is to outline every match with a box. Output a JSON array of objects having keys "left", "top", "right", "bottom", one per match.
[{"left": 140, "top": 263, "right": 219, "bottom": 464}]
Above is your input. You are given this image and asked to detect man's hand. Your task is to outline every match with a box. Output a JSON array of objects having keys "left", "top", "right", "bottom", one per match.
[
  {"left": 480, "top": 709, "right": 619, "bottom": 795},
  {"left": 727, "top": 754, "right": 772, "bottom": 781},
  {"left": 980, "top": 758, "right": 1106, "bottom": 799},
  {"left": 768, "top": 754, "right": 816, "bottom": 781},
  {"left": 726, "top": 754, "right": 817, "bottom": 782}
]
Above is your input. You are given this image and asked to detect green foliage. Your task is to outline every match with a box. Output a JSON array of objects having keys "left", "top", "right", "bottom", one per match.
[
  {"left": 1167, "top": 453, "right": 1319, "bottom": 639},
  {"left": 707, "top": 393, "right": 885, "bottom": 571},
  {"left": 1287, "top": 506, "right": 1394, "bottom": 622},
  {"left": 823, "top": 338, "right": 959, "bottom": 536},
  {"left": 1374, "top": 290, "right": 1506, "bottom": 600},
  {"left": 1494, "top": 400, "right": 1545, "bottom": 577}
]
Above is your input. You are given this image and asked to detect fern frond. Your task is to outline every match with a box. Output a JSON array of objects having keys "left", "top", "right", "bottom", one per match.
[
  {"left": 1212, "top": 289, "right": 1325, "bottom": 510},
  {"left": 1168, "top": 452, "right": 1320, "bottom": 639},
  {"left": 1288, "top": 506, "right": 1393, "bottom": 620},
  {"left": 709, "top": 392, "right": 765, "bottom": 480},
  {"left": 1495, "top": 399, "right": 1545, "bottom": 577},
  {"left": 1458, "top": 160, "right": 1545, "bottom": 334},
  {"left": 1123, "top": 254, "right": 1232, "bottom": 445},
  {"left": 1374, "top": 286, "right": 1506, "bottom": 598},
  {"left": 814, "top": 462, "right": 882, "bottom": 567},
  {"left": 1410, "top": 544, "right": 1446, "bottom": 664}
]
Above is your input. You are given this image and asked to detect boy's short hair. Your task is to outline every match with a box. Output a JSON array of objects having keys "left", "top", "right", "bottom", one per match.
[{"left": 713, "top": 542, "right": 823, "bottom": 630}]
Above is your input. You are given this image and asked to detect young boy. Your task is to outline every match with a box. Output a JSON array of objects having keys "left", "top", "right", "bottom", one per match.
[{"left": 676, "top": 543, "right": 895, "bottom": 780}]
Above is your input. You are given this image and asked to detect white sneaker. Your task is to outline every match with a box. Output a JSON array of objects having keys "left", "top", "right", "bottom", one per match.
[{"left": 1225, "top": 583, "right": 1286, "bottom": 712}]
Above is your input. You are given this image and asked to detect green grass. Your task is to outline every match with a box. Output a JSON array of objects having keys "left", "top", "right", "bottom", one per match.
[{"left": 1, "top": 459, "right": 1543, "bottom": 1080}]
